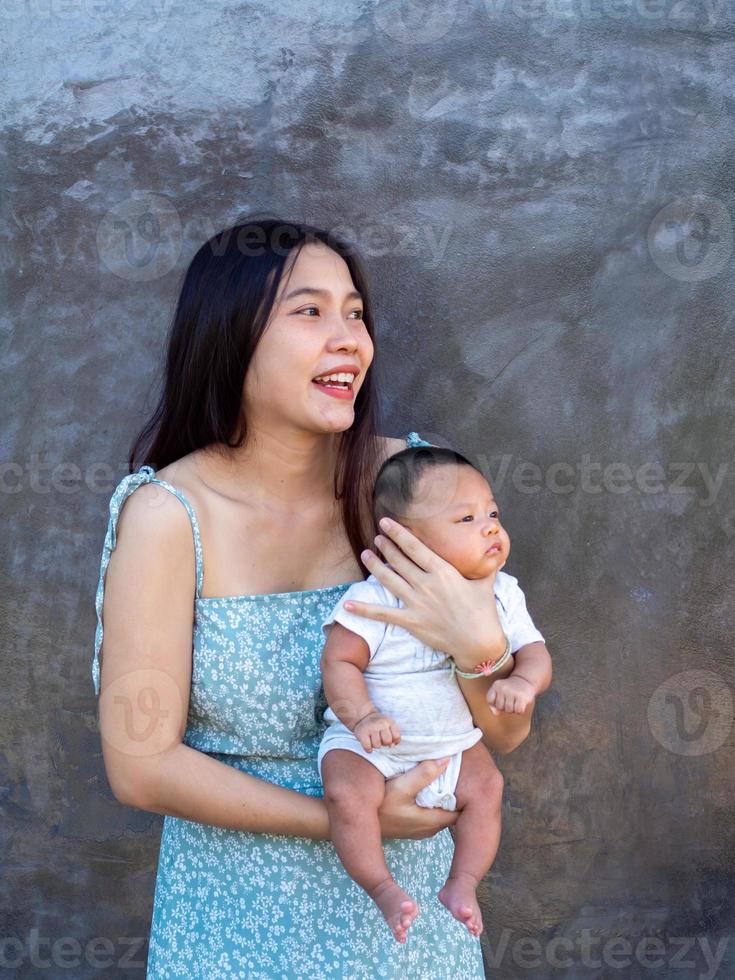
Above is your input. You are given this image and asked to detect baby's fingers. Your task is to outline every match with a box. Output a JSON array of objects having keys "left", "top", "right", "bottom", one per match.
[
  {"left": 513, "top": 694, "right": 535, "bottom": 714},
  {"left": 369, "top": 729, "right": 385, "bottom": 749},
  {"left": 487, "top": 682, "right": 504, "bottom": 705},
  {"left": 491, "top": 690, "right": 509, "bottom": 713},
  {"left": 379, "top": 726, "right": 394, "bottom": 746}
]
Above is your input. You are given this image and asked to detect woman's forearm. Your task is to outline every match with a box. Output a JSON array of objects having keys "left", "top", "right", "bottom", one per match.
[
  {"left": 114, "top": 742, "right": 332, "bottom": 841},
  {"left": 455, "top": 644, "right": 551, "bottom": 753},
  {"left": 456, "top": 671, "right": 534, "bottom": 754}
]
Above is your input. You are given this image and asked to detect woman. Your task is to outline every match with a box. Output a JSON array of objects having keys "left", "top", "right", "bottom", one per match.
[{"left": 92, "top": 217, "right": 538, "bottom": 977}]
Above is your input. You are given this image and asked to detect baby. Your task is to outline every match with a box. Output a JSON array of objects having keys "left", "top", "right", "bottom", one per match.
[{"left": 318, "top": 442, "right": 549, "bottom": 943}]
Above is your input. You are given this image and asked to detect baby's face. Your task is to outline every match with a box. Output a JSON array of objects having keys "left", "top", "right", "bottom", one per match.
[{"left": 403, "top": 464, "right": 510, "bottom": 580}]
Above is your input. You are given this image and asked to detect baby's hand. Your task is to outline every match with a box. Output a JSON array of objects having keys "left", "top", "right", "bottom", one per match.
[
  {"left": 486, "top": 675, "right": 536, "bottom": 715},
  {"left": 353, "top": 711, "right": 401, "bottom": 753}
]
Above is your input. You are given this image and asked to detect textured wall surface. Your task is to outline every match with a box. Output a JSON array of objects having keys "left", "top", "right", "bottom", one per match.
[{"left": 2, "top": 0, "right": 734, "bottom": 977}]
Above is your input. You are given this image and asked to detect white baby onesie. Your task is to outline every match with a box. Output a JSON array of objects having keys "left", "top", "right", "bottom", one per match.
[{"left": 317, "top": 570, "right": 545, "bottom": 810}]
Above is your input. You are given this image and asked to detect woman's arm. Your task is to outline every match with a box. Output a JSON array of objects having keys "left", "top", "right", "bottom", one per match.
[
  {"left": 96, "top": 483, "right": 331, "bottom": 840},
  {"left": 117, "top": 741, "right": 332, "bottom": 839},
  {"left": 346, "top": 517, "right": 552, "bottom": 755},
  {"left": 113, "top": 742, "right": 332, "bottom": 838},
  {"left": 454, "top": 642, "right": 552, "bottom": 754}
]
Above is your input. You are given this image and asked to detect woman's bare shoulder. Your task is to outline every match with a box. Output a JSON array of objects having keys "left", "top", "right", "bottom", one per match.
[
  {"left": 151, "top": 449, "right": 215, "bottom": 506},
  {"left": 152, "top": 450, "right": 200, "bottom": 487}
]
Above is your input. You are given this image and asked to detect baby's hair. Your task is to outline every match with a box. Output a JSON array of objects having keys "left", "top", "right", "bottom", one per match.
[{"left": 371, "top": 446, "right": 481, "bottom": 531}]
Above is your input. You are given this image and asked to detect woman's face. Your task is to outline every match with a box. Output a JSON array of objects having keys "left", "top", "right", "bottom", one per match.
[{"left": 243, "top": 241, "right": 374, "bottom": 436}]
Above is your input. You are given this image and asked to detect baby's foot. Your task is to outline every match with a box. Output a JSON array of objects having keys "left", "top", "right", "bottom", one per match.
[
  {"left": 438, "top": 873, "right": 484, "bottom": 937},
  {"left": 368, "top": 877, "right": 420, "bottom": 944}
]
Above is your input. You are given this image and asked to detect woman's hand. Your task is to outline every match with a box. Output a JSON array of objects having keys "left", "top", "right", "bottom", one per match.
[
  {"left": 377, "top": 758, "right": 459, "bottom": 840},
  {"left": 344, "top": 518, "right": 506, "bottom": 668}
]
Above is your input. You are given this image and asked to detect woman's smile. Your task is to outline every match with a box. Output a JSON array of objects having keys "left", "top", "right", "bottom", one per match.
[{"left": 312, "top": 377, "right": 356, "bottom": 399}]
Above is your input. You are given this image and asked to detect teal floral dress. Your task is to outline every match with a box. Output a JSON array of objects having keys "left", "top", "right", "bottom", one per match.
[{"left": 92, "top": 432, "right": 486, "bottom": 979}]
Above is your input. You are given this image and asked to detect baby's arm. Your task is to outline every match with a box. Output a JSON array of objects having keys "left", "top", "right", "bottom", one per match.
[
  {"left": 320, "top": 625, "right": 401, "bottom": 750},
  {"left": 486, "top": 641, "right": 552, "bottom": 715}
]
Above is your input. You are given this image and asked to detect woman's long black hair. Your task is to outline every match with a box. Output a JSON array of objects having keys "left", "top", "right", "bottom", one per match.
[{"left": 129, "top": 215, "right": 385, "bottom": 573}]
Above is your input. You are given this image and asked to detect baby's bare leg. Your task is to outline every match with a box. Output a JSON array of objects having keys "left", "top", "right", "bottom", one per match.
[
  {"left": 321, "top": 748, "right": 419, "bottom": 944},
  {"left": 437, "top": 740, "right": 504, "bottom": 937}
]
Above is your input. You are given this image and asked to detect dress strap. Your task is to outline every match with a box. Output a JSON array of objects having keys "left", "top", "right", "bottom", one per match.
[
  {"left": 405, "top": 431, "right": 432, "bottom": 448},
  {"left": 91, "top": 464, "right": 204, "bottom": 696}
]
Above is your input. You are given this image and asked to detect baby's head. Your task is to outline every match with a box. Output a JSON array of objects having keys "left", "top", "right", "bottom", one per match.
[{"left": 372, "top": 445, "right": 510, "bottom": 580}]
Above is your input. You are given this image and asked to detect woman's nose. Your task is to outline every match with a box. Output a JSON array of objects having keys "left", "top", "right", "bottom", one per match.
[{"left": 328, "top": 321, "right": 359, "bottom": 349}]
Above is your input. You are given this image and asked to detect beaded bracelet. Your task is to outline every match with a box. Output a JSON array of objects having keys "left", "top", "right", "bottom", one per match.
[{"left": 447, "top": 634, "right": 513, "bottom": 680}]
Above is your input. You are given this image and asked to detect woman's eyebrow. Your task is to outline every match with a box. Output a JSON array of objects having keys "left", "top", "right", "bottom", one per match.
[{"left": 284, "top": 286, "right": 363, "bottom": 302}]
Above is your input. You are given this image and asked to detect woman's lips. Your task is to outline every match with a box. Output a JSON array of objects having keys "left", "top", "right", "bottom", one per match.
[{"left": 312, "top": 379, "right": 354, "bottom": 400}]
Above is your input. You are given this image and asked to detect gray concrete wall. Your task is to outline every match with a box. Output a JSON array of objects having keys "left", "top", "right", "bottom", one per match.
[{"left": 2, "top": 1, "right": 733, "bottom": 977}]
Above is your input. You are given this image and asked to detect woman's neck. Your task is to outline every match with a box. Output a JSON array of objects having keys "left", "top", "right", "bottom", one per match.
[{"left": 198, "top": 429, "right": 341, "bottom": 511}]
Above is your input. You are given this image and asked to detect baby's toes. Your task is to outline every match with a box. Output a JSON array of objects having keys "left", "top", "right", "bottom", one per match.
[
  {"left": 400, "top": 901, "right": 418, "bottom": 928},
  {"left": 391, "top": 900, "right": 418, "bottom": 942}
]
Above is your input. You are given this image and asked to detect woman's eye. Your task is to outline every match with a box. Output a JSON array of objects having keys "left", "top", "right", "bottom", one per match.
[{"left": 299, "top": 307, "right": 363, "bottom": 319}]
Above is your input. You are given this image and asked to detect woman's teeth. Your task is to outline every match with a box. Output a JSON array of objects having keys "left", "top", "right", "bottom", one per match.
[{"left": 313, "top": 372, "right": 355, "bottom": 387}]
